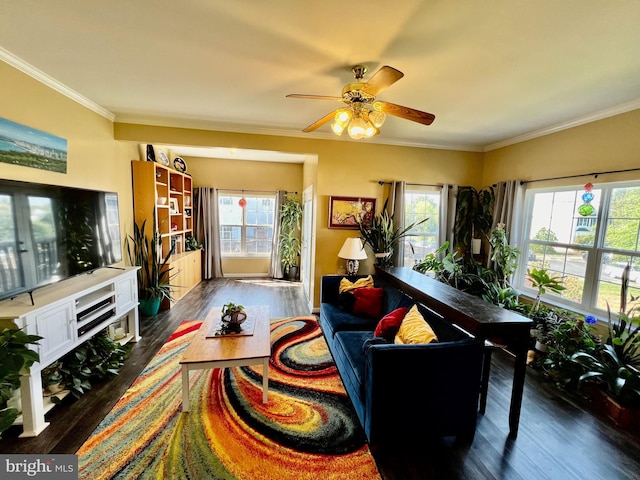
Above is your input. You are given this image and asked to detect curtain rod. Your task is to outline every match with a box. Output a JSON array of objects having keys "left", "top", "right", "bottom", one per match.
[
  {"left": 520, "top": 167, "right": 640, "bottom": 185},
  {"left": 377, "top": 181, "right": 442, "bottom": 187},
  {"left": 211, "top": 188, "right": 298, "bottom": 194}
]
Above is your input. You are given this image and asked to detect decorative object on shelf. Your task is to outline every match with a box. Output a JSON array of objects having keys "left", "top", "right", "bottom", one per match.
[
  {"left": 217, "top": 302, "right": 247, "bottom": 334},
  {"left": 146, "top": 144, "right": 156, "bottom": 162},
  {"left": 173, "top": 156, "right": 187, "bottom": 173},
  {"left": 185, "top": 235, "right": 203, "bottom": 251},
  {"left": 156, "top": 148, "right": 170, "bottom": 167},
  {"left": 578, "top": 182, "right": 595, "bottom": 216},
  {"left": 169, "top": 198, "right": 180, "bottom": 214},
  {"left": 338, "top": 237, "right": 368, "bottom": 275},
  {"left": 157, "top": 196, "right": 167, "bottom": 205},
  {"left": 184, "top": 208, "right": 192, "bottom": 217},
  {"left": 329, "top": 196, "right": 376, "bottom": 229}
]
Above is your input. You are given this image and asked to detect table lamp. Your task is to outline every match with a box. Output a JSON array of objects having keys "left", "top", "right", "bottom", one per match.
[{"left": 338, "top": 237, "right": 368, "bottom": 275}]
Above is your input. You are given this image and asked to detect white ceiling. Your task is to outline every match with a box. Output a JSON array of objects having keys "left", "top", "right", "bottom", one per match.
[{"left": 1, "top": 0, "right": 640, "bottom": 153}]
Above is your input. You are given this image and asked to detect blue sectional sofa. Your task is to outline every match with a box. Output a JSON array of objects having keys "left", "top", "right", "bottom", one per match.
[{"left": 319, "top": 274, "right": 484, "bottom": 448}]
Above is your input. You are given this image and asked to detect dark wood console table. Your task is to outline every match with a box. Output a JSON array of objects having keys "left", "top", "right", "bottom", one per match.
[{"left": 376, "top": 266, "right": 533, "bottom": 437}]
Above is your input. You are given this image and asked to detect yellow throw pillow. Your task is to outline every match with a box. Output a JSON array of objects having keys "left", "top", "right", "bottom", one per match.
[
  {"left": 339, "top": 275, "right": 374, "bottom": 294},
  {"left": 394, "top": 305, "right": 439, "bottom": 344}
]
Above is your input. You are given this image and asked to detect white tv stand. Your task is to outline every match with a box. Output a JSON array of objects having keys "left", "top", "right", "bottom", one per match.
[{"left": 0, "top": 267, "right": 140, "bottom": 437}]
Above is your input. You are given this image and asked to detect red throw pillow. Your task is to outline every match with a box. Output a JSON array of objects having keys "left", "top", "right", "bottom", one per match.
[
  {"left": 374, "top": 307, "right": 408, "bottom": 341},
  {"left": 352, "top": 287, "right": 384, "bottom": 318}
]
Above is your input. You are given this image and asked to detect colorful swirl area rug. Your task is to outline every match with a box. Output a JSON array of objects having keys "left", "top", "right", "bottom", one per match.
[{"left": 77, "top": 316, "right": 381, "bottom": 480}]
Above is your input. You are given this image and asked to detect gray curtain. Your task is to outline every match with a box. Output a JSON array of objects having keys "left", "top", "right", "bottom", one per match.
[
  {"left": 492, "top": 180, "right": 525, "bottom": 244},
  {"left": 194, "top": 187, "right": 223, "bottom": 279},
  {"left": 269, "top": 190, "right": 287, "bottom": 278},
  {"left": 389, "top": 181, "right": 406, "bottom": 267},
  {"left": 439, "top": 184, "right": 458, "bottom": 255}
]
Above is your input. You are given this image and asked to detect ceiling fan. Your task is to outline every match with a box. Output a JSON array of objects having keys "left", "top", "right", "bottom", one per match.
[{"left": 286, "top": 65, "right": 435, "bottom": 139}]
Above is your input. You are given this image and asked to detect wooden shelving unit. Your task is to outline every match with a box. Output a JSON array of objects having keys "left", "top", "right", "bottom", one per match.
[{"left": 131, "top": 160, "right": 201, "bottom": 305}]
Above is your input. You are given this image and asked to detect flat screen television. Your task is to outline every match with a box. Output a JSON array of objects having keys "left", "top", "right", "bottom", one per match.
[{"left": 0, "top": 179, "right": 122, "bottom": 302}]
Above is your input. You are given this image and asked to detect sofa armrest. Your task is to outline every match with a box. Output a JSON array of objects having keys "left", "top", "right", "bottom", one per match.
[{"left": 363, "top": 340, "right": 483, "bottom": 445}]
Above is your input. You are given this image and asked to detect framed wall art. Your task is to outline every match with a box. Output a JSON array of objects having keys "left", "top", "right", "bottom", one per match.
[
  {"left": 169, "top": 198, "right": 180, "bottom": 214},
  {"left": 328, "top": 196, "right": 376, "bottom": 229}
]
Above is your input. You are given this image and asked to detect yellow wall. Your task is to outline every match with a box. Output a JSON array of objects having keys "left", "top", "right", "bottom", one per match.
[
  {"left": 187, "top": 156, "right": 303, "bottom": 275},
  {"left": 114, "top": 123, "right": 483, "bottom": 305},
  {"left": 0, "top": 61, "right": 138, "bottom": 262},
  {"left": 483, "top": 109, "right": 640, "bottom": 187}
]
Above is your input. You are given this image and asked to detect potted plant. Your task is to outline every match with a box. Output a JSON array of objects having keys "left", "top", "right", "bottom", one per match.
[
  {"left": 126, "top": 218, "right": 176, "bottom": 316},
  {"left": 219, "top": 302, "right": 247, "bottom": 334},
  {"left": 0, "top": 328, "right": 42, "bottom": 438},
  {"left": 453, "top": 186, "right": 495, "bottom": 257},
  {"left": 572, "top": 266, "right": 640, "bottom": 430},
  {"left": 358, "top": 198, "right": 428, "bottom": 268},
  {"left": 41, "top": 361, "right": 64, "bottom": 394},
  {"left": 279, "top": 195, "right": 303, "bottom": 280}
]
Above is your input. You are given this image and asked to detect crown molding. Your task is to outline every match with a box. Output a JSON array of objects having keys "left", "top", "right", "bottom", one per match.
[
  {"left": 484, "top": 99, "right": 640, "bottom": 152},
  {"left": 0, "top": 47, "right": 115, "bottom": 121}
]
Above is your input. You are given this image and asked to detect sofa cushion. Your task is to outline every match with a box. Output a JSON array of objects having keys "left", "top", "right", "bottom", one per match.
[
  {"left": 339, "top": 275, "right": 374, "bottom": 293},
  {"left": 374, "top": 307, "right": 408, "bottom": 341},
  {"left": 320, "top": 303, "right": 377, "bottom": 338},
  {"left": 395, "top": 304, "right": 439, "bottom": 344},
  {"left": 351, "top": 287, "right": 384, "bottom": 318}
]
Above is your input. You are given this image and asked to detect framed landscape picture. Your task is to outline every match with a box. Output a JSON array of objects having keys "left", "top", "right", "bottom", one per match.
[
  {"left": 328, "top": 196, "right": 376, "bottom": 229},
  {"left": 0, "top": 117, "right": 67, "bottom": 173}
]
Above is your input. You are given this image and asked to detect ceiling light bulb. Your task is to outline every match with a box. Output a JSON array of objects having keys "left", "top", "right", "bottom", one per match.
[
  {"left": 335, "top": 108, "right": 352, "bottom": 125},
  {"left": 364, "top": 121, "right": 377, "bottom": 138},
  {"left": 348, "top": 116, "right": 366, "bottom": 139},
  {"left": 368, "top": 110, "right": 386, "bottom": 128},
  {"left": 331, "top": 122, "right": 345, "bottom": 135}
]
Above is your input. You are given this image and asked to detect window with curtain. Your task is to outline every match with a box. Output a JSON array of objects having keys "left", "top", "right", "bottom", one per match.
[
  {"left": 516, "top": 181, "right": 640, "bottom": 315},
  {"left": 218, "top": 193, "right": 276, "bottom": 256},
  {"left": 402, "top": 187, "right": 441, "bottom": 267}
]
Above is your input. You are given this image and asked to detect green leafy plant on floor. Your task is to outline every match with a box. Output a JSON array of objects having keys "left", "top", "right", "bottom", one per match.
[
  {"left": 59, "top": 334, "right": 131, "bottom": 400},
  {"left": 0, "top": 328, "right": 42, "bottom": 438}
]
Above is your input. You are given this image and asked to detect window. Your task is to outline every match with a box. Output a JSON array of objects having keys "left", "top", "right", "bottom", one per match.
[
  {"left": 402, "top": 188, "right": 440, "bottom": 267},
  {"left": 218, "top": 193, "right": 275, "bottom": 256},
  {"left": 517, "top": 181, "right": 640, "bottom": 315}
]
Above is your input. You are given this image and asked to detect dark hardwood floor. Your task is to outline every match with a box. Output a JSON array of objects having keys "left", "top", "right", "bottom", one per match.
[{"left": 2, "top": 278, "right": 639, "bottom": 479}]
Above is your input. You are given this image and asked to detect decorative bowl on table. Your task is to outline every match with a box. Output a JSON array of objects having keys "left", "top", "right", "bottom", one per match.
[{"left": 219, "top": 302, "right": 247, "bottom": 334}]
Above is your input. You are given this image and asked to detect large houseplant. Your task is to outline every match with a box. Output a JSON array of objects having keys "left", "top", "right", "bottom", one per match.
[
  {"left": 279, "top": 195, "right": 303, "bottom": 280},
  {"left": 358, "top": 198, "right": 428, "bottom": 269},
  {"left": 126, "top": 218, "right": 175, "bottom": 316}
]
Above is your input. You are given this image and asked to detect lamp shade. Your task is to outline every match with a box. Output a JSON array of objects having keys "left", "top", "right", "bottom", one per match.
[{"left": 338, "top": 238, "right": 368, "bottom": 260}]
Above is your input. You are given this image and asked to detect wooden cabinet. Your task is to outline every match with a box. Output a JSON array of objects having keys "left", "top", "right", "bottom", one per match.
[
  {"left": 0, "top": 267, "right": 140, "bottom": 437},
  {"left": 131, "top": 160, "right": 201, "bottom": 306}
]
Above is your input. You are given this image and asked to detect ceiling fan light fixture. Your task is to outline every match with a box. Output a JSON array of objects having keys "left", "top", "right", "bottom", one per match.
[
  {"left": 347, "top": 114, "right": 367, "bottom": 139},
  {"left": 335, "top": 108, "right": 352, "bottom": 125},
  {"left": 368, "top": 109, "right": 386, "bottom": 128},
  {"left": 331, "top": 121, "right": 345, "bottom": 135}
]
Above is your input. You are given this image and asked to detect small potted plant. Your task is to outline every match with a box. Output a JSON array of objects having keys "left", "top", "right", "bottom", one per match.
[{"left": 220, "top": 302, "right": 247, "bottom": 334}]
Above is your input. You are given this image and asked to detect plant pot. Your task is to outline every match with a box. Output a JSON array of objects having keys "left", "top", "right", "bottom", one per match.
[
  {"left": 534, "top": 340, "right": 548, "bottom": 352},
  {"left": 139, "top": 297, "right": 161, "bottom": 317},
  {"left": 471, "top": 238, "right": 482, "bottom": 255},
  {"left": 286, "top": 265, "right": 299, "bottom": 281},
  {"left": 591, "top": 387, "right": 640, "bottom": 434},
  {"left": 46, "top": 383, "right": 64, "bottom": 395}
]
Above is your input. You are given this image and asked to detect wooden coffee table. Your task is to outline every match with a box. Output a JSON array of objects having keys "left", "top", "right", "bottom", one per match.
[{"left": 180, "top": 305, "right": 271, "bottom": 412}]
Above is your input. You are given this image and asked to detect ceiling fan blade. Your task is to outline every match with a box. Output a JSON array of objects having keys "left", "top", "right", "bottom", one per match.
[
  {"left": 374, "top": 101, "right": 435, "bottom": 126},
  {"left": 363, "top": 66, "right": 404, "bottom": 96},
  {"left": 302, "top": 109, "right": 339, "bottom": 132},
  {"left": 286, "top": 94, "right": 343, "bottom": 101}
]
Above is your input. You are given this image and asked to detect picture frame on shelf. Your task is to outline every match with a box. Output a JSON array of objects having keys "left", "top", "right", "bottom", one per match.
[
  {"left": 169, "top": 198, "right": 180, "bottom": 214},
  {"left": 328, "top": 196, "right": 376, "bottom": 229}
]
